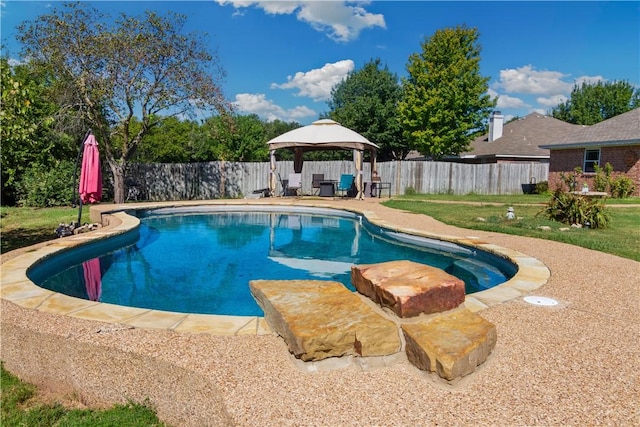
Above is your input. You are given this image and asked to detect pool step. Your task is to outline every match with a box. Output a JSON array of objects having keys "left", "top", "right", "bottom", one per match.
[
  {"left": 402, "top": 308, "right": 497, "bottom": 381},
  {"left": 249, "top": 279, "right": 401, "bottom": 362},
  {"left": 351, "top": 260, "right": 465, "bottom": 318},
  {"left": 251, "top": 263, "right": 496, "bottom": 381}
]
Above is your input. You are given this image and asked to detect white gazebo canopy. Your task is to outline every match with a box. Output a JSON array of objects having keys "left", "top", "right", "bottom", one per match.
[
  {"left": 266, "top": 119, "right": 380, "bottom": 199},
  {"left": 267, "top": 119, "right": 379, "bottom": 151}
]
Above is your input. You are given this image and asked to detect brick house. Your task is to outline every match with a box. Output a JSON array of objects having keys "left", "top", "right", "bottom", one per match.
[
  {"left": 540, "top": 108, "right": 640, "bottom": 196},
  {"left": 456, "top": 111, "right": 582, "bottom": 164}
]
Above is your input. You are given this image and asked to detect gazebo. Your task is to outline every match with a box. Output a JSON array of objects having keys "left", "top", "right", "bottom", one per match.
[{"left": 266, "top": 119, "right": 379, "bottom": 199}]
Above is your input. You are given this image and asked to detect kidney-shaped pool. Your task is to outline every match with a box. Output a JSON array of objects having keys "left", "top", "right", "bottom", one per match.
[{"left": 28, "top": 206, "right": 517, "bottom": 316}]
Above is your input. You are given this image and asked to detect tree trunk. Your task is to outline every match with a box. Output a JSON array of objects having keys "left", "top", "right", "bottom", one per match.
[{"left": 108, "top": 160, "right": 126, "bottom": 203}]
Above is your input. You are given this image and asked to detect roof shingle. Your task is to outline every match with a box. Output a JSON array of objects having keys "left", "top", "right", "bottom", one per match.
[
  {"left": 463, "top": 113, "right": 581, "bottom": 158},
  {"left": 542, "top": 108, "right": 640, "bottom": 148}
]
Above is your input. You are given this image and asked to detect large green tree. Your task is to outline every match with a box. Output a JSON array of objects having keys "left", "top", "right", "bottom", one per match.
[
  {"left": 0, "top": 58, "right": 75, "bottom": 204},
  {"left": 324, "top": 58, "right": 406, "bottom": 161},
  {"left": 202, "top": 114, "right": 270, "bottom": 162},
  {"left": 551, "top": 80, "right": 639, "bottom": 125},
  {"left": 17, "top": 3, "right": 229, "bottom": 202},
  {"left": 131, "top": 116, "right": 200, "bottom": 163},
  {"left": 398, "top": 26, "right": 495, "bottom": 159}
]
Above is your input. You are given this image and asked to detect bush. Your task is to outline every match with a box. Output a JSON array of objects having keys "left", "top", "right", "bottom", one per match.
[
  {"left": 593, "top": 163, "right": 613, "bottom": 192},
  {"left": 538, "top": 190, "right": 611, "bottom": 228},
  {"left": 534, "top": 180, "right": 549, "bottom": 194},
  {"left": 404, "top": 186, "right": 416, "bottom": 196},
  {"left": 610, "top": 176, "right": 636, "bottom": 198},
  {"left": 17, "top": 160, "right": 76, "bottom": 207}
]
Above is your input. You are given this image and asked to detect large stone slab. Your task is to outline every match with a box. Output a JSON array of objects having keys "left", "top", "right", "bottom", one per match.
[
  {"left": 402, "top": 308, "right": 497, "bottom": 381},
  {"left": 250, "top": 280, "right": 401, "bottom": 361},
  {"left": 351, "top": 260, "right": 465, "bottom": 318}
]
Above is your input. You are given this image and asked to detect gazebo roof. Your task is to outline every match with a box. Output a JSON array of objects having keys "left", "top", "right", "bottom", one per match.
[{"left": 266, "top": 119, "right": 379, "bottom": 151}]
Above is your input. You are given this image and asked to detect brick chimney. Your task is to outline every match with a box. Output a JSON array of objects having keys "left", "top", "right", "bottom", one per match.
[{"left": 488, "top": 111, "right": 504, "bottom": 142}]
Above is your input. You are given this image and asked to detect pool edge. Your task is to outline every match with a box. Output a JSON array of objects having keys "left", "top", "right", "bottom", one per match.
[{"left": 1, "top": 200, "right": 550, "bottom": 335}]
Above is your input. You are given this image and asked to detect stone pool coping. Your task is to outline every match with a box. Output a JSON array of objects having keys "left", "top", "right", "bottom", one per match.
[{"left": 0, "top": 199, "right": 549, "bottom": 336}]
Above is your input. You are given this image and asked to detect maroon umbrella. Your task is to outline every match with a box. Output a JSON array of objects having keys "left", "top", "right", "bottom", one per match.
[
  {"left": 78, "top": 134, "right": 102, "bottom": 204},
  {"left": 82, "top": 257, "right": 102, "bottom": 301}
]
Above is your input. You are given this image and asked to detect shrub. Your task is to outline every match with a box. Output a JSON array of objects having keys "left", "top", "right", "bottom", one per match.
[
  {"left": 534, "top": 180, "right": 549, "bottom": 194},
  {"left": 17, "top": 160, "right": 76, "bottom": 207},
  {"left": 559, "top": 167, "right": 582, "bottom": 192},
  {"left": 593, "top": 162, "right": 613, "bottom": 192},
  {"left": 404, "top": 186, "right": 416, "bottom": 196},
  {"left": 610, "top": 176, "right": 636, "bottom": 198},
  {"left": 538, "top": 190, "right": 610, "bottom": 228}
]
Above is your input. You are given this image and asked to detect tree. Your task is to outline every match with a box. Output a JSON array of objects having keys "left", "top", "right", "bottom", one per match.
[
  {"left": 551, "top": 80, "right": 639, "bottom": 125},
  {"left": 324, "top": 58, "right": 406, "bottom": 161},
  {"left": 0, "top": 58, "right": 73, "bottom": 204},
  {"left": 202, "top": 114, "right": 270, "bottom": 162},
  {"left": 398, "top": 26, "right": 495, "bottom": 159},
  {"left": 131, "top": 116, "right": 199, "bottom": 163},
  {"left": 17, "top": 3, "right": 229, "bottom": 202}
]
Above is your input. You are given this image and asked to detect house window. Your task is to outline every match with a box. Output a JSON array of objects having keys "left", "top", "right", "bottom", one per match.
[{"left": 584, "top": 149, "right": 600, "bottom": 173}]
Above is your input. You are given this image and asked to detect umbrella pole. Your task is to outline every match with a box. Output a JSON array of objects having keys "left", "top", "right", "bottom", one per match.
[{"left": 77, "top": 199, "right": 83, "bottom": 226}]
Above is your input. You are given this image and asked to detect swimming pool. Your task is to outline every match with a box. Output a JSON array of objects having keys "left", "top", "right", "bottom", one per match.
[{"left": 28, "top": 206, "right": 517, "bottom": 316}]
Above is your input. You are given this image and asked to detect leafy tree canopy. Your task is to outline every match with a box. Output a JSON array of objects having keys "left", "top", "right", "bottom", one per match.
[
  {"left": 324, "top": 58, "right": 406, "bottom": 161},
  {"left": 0, "top": 58, "right": 75, "bottom": 203},
  {"left": 202, "top": 114, "right": 270, "bottom": 162},
  {"left": 130, "top": 116, "right": 200, "bottom": 163},
  {"left": 551, "top": 80, "right": 639, "bottom": 125},
  {"left": 398, "top": 25, "right": 495, "bottom": 159},
  {"left": 17, "top": 2, "right": 229, "bottom": 202}
]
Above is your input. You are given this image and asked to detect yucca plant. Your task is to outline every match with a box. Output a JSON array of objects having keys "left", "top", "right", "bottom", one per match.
[{"left": 538, "top": 190, "right": 611, "bottom": 228}]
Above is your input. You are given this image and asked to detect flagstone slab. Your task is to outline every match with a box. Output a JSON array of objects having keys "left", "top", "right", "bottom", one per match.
[
  {"left": 351, "top": 260, "right": 465, "bottom": 318},
  {"left": 402, "top": 308, "right": 497, "bottom": 381},
  {"left": 250, "top": 280, "right": 401, "bottom": 361}
]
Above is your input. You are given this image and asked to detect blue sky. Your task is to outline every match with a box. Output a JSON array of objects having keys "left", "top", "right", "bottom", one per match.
[{"left": 2, "top": 1, "right": 639, "bottom": 125}]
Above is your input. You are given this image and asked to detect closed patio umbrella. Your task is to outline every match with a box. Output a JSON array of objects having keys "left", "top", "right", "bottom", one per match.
[{"left": 78, "top": 134, "right": 102, "bottom": 204}]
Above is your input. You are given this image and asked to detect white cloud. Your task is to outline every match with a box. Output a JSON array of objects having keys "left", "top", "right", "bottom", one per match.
[
  {"left": 271, "top": 59, "right": 354, "bottom": 101},
  {"left": 215, "top": 1, "right": 385, "bottom": 42},
  {"left": 233, "top": 93, "right": 316, "bottom": 122},
  {"left": 495, "top": 65, "right": 573, "bottom": 96},
  {"left": 574, "top": 75, "right": 606, "bottom": 86},
  {"left": 488, "top": 88, "right": 529, "bottom": 109},
  {"left": 536, "top": 94, "right": 568, "bottom": 107}
]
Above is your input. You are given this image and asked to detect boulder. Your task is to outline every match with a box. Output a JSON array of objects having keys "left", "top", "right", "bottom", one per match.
[
  {"left": 351, "top": 260, "right": 465, "bottom": 318},
  {"left": 250, "top": 280, "right": 401, "bottom": 361},
  {"left": 402, "top": 308, "right": 497, "bottom": 380}
]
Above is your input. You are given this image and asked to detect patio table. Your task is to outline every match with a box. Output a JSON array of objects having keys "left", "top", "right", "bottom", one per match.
[{"left": 319, "top": 180, "right": 337, "bottom": 197}]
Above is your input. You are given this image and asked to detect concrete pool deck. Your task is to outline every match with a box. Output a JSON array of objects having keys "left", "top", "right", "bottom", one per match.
[{"left": 1, "top": 198, "right": 638, "bottom": 426}]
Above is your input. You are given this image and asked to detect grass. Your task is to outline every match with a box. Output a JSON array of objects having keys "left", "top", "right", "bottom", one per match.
[
  {"left": 385, "top": 194, "right": 640, "bottom": 261},
  {"left": 0, "top": 206, "right": 91, "bottom": 253},
  {"left": 1, "top": 363, "right": 166, "bottom": 427}
]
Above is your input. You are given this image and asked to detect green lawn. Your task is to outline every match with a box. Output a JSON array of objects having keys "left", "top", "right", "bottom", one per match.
[
  {"left": 385, "top": 194, "right": 640, "bottom": 261},
  {"left": 0, "top": 206, "right": 91, "bottom": 253},
  {"left": 1, "top": 363, "right": 165, "bottom": 427}
]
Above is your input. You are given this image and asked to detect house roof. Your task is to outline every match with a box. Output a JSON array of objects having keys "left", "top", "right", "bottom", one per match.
[
  {"left": 540, "top": 108, "right": 640, "bottom": 149},
  {"left": 462, "top": 113, "right": 582, "bottom": 159}
]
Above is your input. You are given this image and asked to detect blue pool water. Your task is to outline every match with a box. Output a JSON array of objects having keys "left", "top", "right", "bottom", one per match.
[{"left": 29, "top": 206, "right": 517, "bottom": 316}]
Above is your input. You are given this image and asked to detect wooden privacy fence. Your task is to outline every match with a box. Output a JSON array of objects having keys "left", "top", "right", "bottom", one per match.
[{"left": 124, "top": 160, "right": 549, "bottom": 201}]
